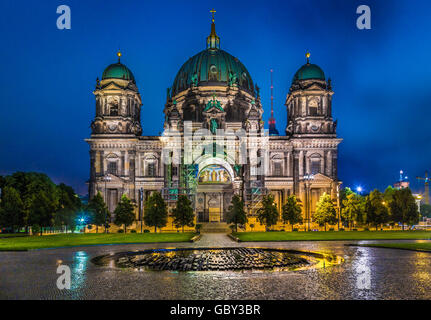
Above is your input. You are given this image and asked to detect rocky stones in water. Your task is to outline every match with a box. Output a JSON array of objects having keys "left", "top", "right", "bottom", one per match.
[{"left": 112, "top": 248, "right": 310, "bottom": 271}]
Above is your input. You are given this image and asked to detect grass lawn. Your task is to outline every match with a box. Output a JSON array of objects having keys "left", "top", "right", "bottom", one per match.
[
  {"left": 0, "top": 233, "right": 28, "bottom": 239},
  {"left": 0, "top": 232, "right": 196, "bottom": 251},
  {"left": 233, "top": 231, "right": 431, "bottom": 242},
  {"left": 358, "top": 242, "right": 431, "bottom": 252}
]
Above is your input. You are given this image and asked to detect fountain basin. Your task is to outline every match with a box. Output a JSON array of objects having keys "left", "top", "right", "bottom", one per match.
[{"left": 92, "top": 247, "right": 342, "bottom": 272}]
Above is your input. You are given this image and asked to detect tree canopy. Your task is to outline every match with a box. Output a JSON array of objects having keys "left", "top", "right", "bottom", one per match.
[
  {"left": 389, "top": 188, "right": 419, "bottom": 230},
  {"left": 365, "top": 189, "right": 389, "bottom": 230},
  {"left": 87, "top": 192, "right": 109, "bottom": 233},
  {"left": 226, "top": 194, "right": 247, "bottom": 232},
  {"left": 143, "top": 192, "right": 168, "bottom": 233},
  {"left": 114, "top": 194, "right": 136, "bottom": 233},
  {"left": 314, "top": 193, "right": 337, "bottom": 231},
  {"left": 172, "top": 195, "right": 195, "bottom": 232},
  {"left": 256, "top": 195, "right": 279, "bottom": 231},
  {"left": 281, "top": 195, "right": 303, "bottom": 231}
]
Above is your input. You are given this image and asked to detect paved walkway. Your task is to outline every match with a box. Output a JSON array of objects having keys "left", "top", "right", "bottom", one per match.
[{"left": 194, "top": 233, "right": 237, "bottom": 247}]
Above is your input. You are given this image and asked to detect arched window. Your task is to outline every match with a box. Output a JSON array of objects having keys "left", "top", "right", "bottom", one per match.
[
  {"left": 109, "top": 102, "right": 118, "bottom": 116},
  {"left": 107, "top": 161, "right": 117, "bottom": 175},
  {"left": 308, "top": 99, "right": 318, "bottom": 116},
  {"left": 310, "top": 154, "right": 321, "bottom": 174}
]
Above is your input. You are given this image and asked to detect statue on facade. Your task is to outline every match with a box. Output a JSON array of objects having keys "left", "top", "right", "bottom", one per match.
[
  {"left": 210, "top": 118, "right": 218, "bottom": 134},
  {"left": 191, "top": 72, "right": 198, "bottom": 87},
  {"left": 228, "top": 70, "right": 238, "bottom": 86}
]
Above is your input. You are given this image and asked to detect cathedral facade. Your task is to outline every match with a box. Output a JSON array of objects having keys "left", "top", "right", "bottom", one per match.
[{"left": 86, "top": 16, "right": 342, "bottom": 230}]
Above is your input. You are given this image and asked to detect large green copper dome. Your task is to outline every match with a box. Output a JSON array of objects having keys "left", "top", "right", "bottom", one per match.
[
  {"left": 102, "top": 62, "right": 135, "bottom": 81},
  {"left": 293, "top": 62, "right": 325, "bottom": 82},
  {"left": 171, "top": 20, "right": 254, "bottom": 96},
  {"left": 172, "top": 49, "right": 254, "bottom": 96}
]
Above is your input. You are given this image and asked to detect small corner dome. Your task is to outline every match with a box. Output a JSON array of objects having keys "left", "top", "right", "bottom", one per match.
[
  {"left": 102, "top": 62, "right": 135, "bottom": 81},
  {"left": 293, "top": 63, "right": 325, "bottom": 82}
]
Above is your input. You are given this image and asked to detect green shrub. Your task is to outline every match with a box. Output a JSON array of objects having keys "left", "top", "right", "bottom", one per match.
[
  {"left": 31, "top": 225, "right": 40, "bottom": 235},
  {"left": 144, "top": 229, "right": 150, "bottom": 233},
  {"left": 353, "top": 228, "right": 358, "bottom": 231},
  {"left": 329, "top": 228, "right": 335, "bottom": 231},
  {"left": 363, "top": 227, "right": 370, "bottom": 231},
  {"left": 117, "top": 229, "right": 124, "bottom": 233},
  {"left": 130, "top": 229, "right": 137, "bottom": 233},
  {"left": 292, "top": 228, "right": 298, "bottom": 232},
  {"left": 339, "top": 228, "right": 345, "bottom": 231}
]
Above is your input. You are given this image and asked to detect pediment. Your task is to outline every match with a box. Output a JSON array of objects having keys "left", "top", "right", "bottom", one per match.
[
  {"left": 104, "top": 173, "right": 125, "bottom": 183},
  {"left": 312, "top": 173, "right": 334, "bottom": 182},
  {"left": 101, "top": 81, "right": 125, "bottom": 91}
]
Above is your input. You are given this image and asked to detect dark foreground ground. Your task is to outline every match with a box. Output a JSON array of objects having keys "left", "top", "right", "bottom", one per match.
[{"left": 1, "top": 234, "right": 431, "bottom": 300}]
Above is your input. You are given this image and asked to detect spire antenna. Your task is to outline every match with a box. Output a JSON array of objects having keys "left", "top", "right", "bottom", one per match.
[
  {"left": 268, "top": 69, "right": 279, "bottom": 136},
  {"left": 117, "top": 49, "right": 122, "bottom": 63},
  {"left": 270, "top": 69, "right": 274, "bottom": 118},
  {"left": 306, "top": 51, "right": 310, "bottom": 64}
]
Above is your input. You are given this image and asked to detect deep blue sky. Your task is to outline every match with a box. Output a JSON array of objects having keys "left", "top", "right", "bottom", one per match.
[{"left": 0, "top": 0, "right": 430, "bottom": 195}]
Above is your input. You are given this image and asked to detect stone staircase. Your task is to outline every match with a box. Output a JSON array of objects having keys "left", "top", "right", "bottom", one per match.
[{"left": 201, "top": 222, "right": 231, "bottom": 233}]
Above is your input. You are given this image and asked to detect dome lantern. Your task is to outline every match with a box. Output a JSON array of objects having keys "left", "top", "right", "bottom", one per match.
[
  {"left": 102, "top": 50, "right": 135, "bottom": 82},
  {"left": 206, "top": 9, "right": 220, "bottom": 50},
  {"left": 292, "top": 51, "right": 325, "bottom": 82}
]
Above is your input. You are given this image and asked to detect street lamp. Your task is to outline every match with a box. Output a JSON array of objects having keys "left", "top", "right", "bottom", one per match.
[
  {"left": 139, "top": 187, "right": 144, "bottom": 233},
  {"left": 103, "top": 175, "right": 112, "bottom": 232},
  {"left": 304, "top": 173, "right": 314, "bottom": 232},
  {"left": 356, "top": 186, "right": 363, "bottom": 195}
]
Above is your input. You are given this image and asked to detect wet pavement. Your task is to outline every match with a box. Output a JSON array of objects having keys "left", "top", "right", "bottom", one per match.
[{"left": 1, "top": 234, "right": 431, "bottom": 300}]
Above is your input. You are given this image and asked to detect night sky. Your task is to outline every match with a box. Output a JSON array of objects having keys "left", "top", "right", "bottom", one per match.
[{"left": 1, "top": 0, "right": 430, "bottom": 195}]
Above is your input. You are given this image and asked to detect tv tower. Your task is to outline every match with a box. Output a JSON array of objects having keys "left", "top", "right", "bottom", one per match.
[{"left": 268, "top": 69, "right": 279, "bottom": 136}]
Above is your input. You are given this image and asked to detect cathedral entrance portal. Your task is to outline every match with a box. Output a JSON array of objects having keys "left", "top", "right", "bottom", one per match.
[{"left": 195, "top": 164, "right": 233, "bottom": 223}]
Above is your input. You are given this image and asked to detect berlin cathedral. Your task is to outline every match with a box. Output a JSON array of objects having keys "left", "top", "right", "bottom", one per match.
[{"left": 86, "top": 12, "right": 342, "bottom": 231}]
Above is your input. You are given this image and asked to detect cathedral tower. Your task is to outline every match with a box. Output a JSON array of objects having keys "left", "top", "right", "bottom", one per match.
[{"left": 91, "top": 51, "right": 142, "bottom": 137}]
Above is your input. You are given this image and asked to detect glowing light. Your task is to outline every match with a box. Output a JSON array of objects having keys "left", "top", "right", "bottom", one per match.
[{"left": 356, "top": 186, "right": 363, "bottom": 193}]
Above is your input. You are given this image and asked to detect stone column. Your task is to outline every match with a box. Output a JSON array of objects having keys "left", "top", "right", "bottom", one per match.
[
  {"left": 326, "top": 151, "right": 332, "bottom": 177},
  {"left": 100, "top": 150, "right": 105, "bottom": 175},
  {"left": 298, "top": 150, "right": 304, "bottom": 177},
  {"left": 121, "top": 151, "right": 125, "bottom": 176}
]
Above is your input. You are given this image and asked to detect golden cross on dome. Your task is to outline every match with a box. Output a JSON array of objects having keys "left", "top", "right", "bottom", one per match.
[
  {"left": 210, "top": 9, "right": 216, "bottom": 22},
  {"left": 306, "top": 51, "right": 310, "bottom": 63},
  {"left": 117, "top": 49, "right": 122, "bottom": 62}
]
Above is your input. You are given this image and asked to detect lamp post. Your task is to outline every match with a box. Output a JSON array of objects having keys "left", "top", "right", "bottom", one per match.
[
  {"left": 337, "top": 183, "right": 341, "bottom": 231},
  {"left": 139, "top": 187, "right": 144, "bottom": 233},
  {"left": 103, "top": 175, "right": 112, "bottom": 232},
  {"left": 304, "top": 173, "right": 314, "bottom": 232}
]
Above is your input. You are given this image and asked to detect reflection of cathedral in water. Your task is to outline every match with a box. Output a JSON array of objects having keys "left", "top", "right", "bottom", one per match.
[{"left": 86, "top": 12, "right": 342, "bottom": 226}]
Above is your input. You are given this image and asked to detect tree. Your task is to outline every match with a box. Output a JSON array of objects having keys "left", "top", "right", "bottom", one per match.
[
  {"left": 226, "top": 195, "right": 248, "bottom": 232},
  {"left": 365, "top": 190, "right": 389, "bottom": 230},
  {"left": 3, "top": 172, "right": 59, "bottom": 232},
  {"left": 389, "top": 188, "right": 419, "bottom": 230},
  {"left": 256, "top": 195, "right": 279, "bottom": 231},
  {"left": 314, "top": 193, "right": 337, "bottom": 231},
  {"left": 0, "top": 186, "right": 25, "bottom": 232},
  {"left": 114, "top": 194, "right": 136, "bottom": 233},
  {"left": 172, "top": 195, "right": 195, "bottom": 232},
  {"left": 281, "top": 195, "right": 303, "bottom": 231},
  {"left": 420, "top": 203, "right": 431, "bottom": 218},
  {"left": 28, "top": 190, "right": 57, "bottom": 235},
  {"left": 143, "top": 192, "right": 167, "bottom": 233},
  {"left": 87, "top": 192, "right": 109, "bottom": 233},
  {"left": 341, "top": 193, "right": 364, "bottom": 229},
  {"left": 54, "top": 183, "right": 82, "bottom": 233}
]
